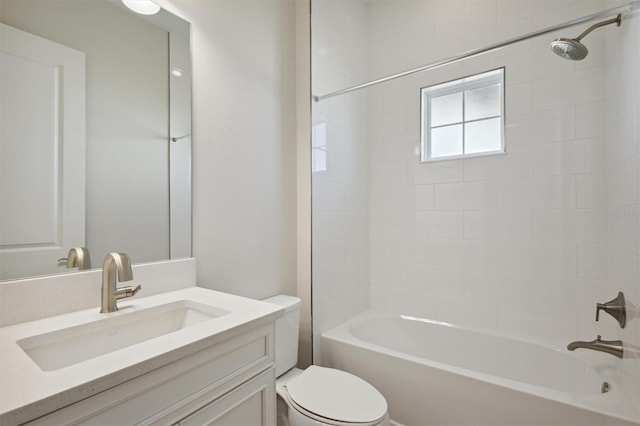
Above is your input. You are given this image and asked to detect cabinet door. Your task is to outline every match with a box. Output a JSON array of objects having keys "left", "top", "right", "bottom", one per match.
[{"left": 177, "top": 368, "right": 275, "bottom": 426}]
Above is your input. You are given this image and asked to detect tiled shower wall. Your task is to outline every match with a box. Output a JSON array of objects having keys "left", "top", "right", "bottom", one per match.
[
  {"left": 313, "top": 0, "right": 640, "bottom": 362},
  {"left": 313, "top": 0, "right": 640, "bottom": 412},
  {"left": 311, "top": 0, "right": 369, "bottom": 361},
  {"left": 365, "top": 0, "right": 631, "bottom": 347}
]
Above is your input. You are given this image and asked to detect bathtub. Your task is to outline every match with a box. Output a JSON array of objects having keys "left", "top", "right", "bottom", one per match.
[{"left": 320, "top": 310, "right": 639, "bottom": 426}]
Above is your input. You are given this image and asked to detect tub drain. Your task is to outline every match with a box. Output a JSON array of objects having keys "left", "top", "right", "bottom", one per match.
[{"left": 601, "top": 382, "right": 610, "bottom": 394}]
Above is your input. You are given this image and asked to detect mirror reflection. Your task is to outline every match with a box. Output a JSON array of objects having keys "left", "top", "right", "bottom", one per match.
[{"left": 0, "top": 0, "right": 192, "bottom": 281}]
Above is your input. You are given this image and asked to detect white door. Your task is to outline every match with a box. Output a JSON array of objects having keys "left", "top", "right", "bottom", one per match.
[{"left": 0, "top": 23, "right": 86, "bottom": 280}]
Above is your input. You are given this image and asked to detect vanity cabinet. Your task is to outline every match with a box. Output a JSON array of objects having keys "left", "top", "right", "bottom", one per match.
[
  {"left": 175, "top": 368, "right": 274, "bottom": 426},
  {"left": 24, "top": 324, "right": 276, "bottom": 426}
]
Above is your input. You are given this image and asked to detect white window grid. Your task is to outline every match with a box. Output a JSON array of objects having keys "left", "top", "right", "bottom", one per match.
[{"left": 420, "top": 68, "right": 505, "bottom": 162}]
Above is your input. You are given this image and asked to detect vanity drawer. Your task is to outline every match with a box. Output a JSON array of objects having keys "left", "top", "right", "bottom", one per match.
[
  {"left": 25, "top": 324, "right": 274, "bottom": 426},
  {"left": 175, "top": 368, "right": 275, "bottom": 426}
]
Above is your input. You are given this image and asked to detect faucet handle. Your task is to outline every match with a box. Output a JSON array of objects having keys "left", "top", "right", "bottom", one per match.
[
  {"left": 596, "top": 292, "right": 626, "bottom": 328},
  {"left": 115, "top": 284, "right": 142, "bottom": 300}
]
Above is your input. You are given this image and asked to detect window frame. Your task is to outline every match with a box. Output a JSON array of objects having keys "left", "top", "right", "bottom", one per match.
[{"left": 420, "top": 67, "right": 506, "bottom": 162}]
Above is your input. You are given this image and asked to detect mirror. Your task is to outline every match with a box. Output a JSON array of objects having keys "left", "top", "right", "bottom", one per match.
[{"left": 0, "top": 0, "right": 191, "bottom": 280}]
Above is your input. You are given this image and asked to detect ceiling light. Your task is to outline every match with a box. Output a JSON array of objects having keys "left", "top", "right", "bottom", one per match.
[{"left": 122, "top": 0, "right": 161, "bottom": 15}]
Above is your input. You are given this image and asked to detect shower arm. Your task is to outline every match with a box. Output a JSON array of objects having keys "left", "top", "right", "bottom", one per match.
[
  {"left": 575, "top": 14, "right": 622, "bottom": 41},
  {"left": 313, "top": 2, "right": 639, "bottom": 102}
]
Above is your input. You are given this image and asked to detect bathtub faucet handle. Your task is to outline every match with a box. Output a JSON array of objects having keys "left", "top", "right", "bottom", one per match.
[{"left": 596, "top": 292, "right": 626, "bottom": 328}]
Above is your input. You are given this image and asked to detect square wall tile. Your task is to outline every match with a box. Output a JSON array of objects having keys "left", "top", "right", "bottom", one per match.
[
  {"left": 498, "top": 303, "right": 578, "bottom": 346},
  {"left": 534, "top": 243, "right": 577, "bottom": 277},
  {"left": 408, "top": 264, "right": 465, "bottom": 295},
  {"left": 463, "top": 268, "right": 535, "bottom": 303},
  {"left": 576, "top": 102, "right": 606, "bottom": 139},
  {"left": 414, "top": 185, "right": 435, "bottom": 210},
  {"left": 534, "top": 274, "right": 607, "bottom": 314},
  {"left": 505, "top": 107, "right": 575, "bottom": 146},
  {"left": 577, "top": 244, "right": 607, "bottom": 280},
  {"left": 416, "top": 210, "right": 465, "bottom": 240},
  {"left": 497, "top": 176, "right": 576, "bottom": 209},
  {"left": 576, "top": 173, "right": 606, "bottom": 208},
  {"left": 435, "top": 181, "right": 497, "bottom": 210},
  {"left": 411, "top": 159, "right": 464, "bottom": 185},
  {"left": 435, "top": 293, "right": 498, "bottom": 331}
]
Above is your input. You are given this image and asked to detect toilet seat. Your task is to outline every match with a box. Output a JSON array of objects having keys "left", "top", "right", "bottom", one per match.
[{"left": 284, "top": 366, "right": 388, "bottom": 425}]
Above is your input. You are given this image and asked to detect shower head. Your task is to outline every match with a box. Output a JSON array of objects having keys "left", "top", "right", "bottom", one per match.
[
  {"left": 550, "top": 14, "right": 622, "bottom": 60},
  {"left": 550, "top": 38, "right": 589, "bottom": 60}
]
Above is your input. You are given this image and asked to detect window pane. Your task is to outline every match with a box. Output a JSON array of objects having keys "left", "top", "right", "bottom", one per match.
[
  {"left": 465, "top": 118, "right": 501, "bottom": 154},
  {"left": 430, "top": 92, "right": 462, "bottom": 127},
  {"left": 431, "top": 124, "right": 463, "bottom": 158},
  {"left": 465, "top": 84, "right": 501, "bottom": 121}
]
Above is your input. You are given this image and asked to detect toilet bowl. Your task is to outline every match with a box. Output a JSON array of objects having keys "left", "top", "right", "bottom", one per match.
[{"left": 264, "top": 295, "right": 390, "bottom": 426}]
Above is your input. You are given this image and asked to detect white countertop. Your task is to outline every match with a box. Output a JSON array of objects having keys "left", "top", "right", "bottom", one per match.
[{"left": 0, "top": 287, "right": 284, "bottom": 426}]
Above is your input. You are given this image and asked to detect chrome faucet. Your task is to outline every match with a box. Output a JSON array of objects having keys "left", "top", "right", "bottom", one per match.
[
  {"left": 58, "top": 247, "right": 92, "bottom": 270},
  {"left": 100, "top": 252, "right": 141, "bottom": 313},
  {"left": 567, "top": 335, "right": 624, "bottom": 359}
]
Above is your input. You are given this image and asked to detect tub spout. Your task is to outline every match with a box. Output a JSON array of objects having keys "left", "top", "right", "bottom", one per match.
[{"left": 567, "top": 335, "right": 623, "bottom": 359}]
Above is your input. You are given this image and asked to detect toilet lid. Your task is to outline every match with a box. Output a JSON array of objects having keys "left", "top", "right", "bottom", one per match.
[{"left": 286, "top": 366, "right": 387, "bottom": 423}]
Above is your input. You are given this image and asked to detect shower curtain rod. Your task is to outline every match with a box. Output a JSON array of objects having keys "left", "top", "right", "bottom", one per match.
[{"left": 313, "top": 1, "right": 640, "bottom": 102}]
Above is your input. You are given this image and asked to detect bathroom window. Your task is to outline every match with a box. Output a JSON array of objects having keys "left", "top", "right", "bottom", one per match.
[{"left": 421, "top": 68, "right": 504, "bottom": 162}]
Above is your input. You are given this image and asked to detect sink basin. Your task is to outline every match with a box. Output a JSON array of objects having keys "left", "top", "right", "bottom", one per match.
[{"left": 17, "top": 300, "right": 230, "bottom": 371}]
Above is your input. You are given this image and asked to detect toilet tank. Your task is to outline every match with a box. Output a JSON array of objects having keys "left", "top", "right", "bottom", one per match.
[{"left": 262, "top": 295, "right": 301, "bottom": 376}]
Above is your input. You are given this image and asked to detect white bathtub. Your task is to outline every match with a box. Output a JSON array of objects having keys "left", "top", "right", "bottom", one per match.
[{"left": 320, "top": 310, "right": 639, "bottom": 426}]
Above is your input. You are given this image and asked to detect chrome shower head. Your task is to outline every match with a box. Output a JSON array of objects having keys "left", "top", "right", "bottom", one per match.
[
  {"left": 550, "top": 38, "right": 589, "bottom": 60},
  {"left": 550, "top": 14, "right": 622, "bottom": 60}
]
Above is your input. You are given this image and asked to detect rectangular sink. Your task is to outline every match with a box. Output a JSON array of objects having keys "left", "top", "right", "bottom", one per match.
[{"left": 17, "top": 300, "right": 230, "bottom": 371}]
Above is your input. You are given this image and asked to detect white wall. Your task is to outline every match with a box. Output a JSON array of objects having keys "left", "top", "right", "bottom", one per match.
[
  {"left": 157, "top": 0, "right": 298, "bottom": 300},
  {"left": 311, "top": 0, "right": 370, "bottom": 362},
  {"left": 1, "top": 0, "right": 170, "bottom": 265}
]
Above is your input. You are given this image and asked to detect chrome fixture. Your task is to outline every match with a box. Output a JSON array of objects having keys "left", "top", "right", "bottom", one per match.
[
  {"left": 567, "top": 335, "right": 623, "bottom": 359},
  {"left": 58, "top": 247, "right": 92, "bottom": 270},
  {"left": 596, "top": 292, "right": 626, "bottom": 328},
  {"left": 601, "top": 382, "right": 610, "bottom": 394},
  {"left": 100, "top": 252, "right": 141, "bottom": 313},
  {"left": 550, "top": 14, "right": 622, "bottom": 60}
]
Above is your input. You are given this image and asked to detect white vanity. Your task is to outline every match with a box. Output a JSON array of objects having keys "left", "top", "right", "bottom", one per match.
[
  {"left": 0, "top": 1, "right": 282, "bottom": 423},
  {"left": 0, "top": 278, "right": 283, "bottom": 426}
]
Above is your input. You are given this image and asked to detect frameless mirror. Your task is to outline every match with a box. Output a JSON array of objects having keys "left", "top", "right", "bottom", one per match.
[{"left": 0, "top": 0, "right": 192, "bottom": 280}]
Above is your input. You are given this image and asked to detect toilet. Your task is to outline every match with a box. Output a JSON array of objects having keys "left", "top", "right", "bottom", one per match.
[{"left": 264, "top": 295, "right": 391, "bottom": 426}]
